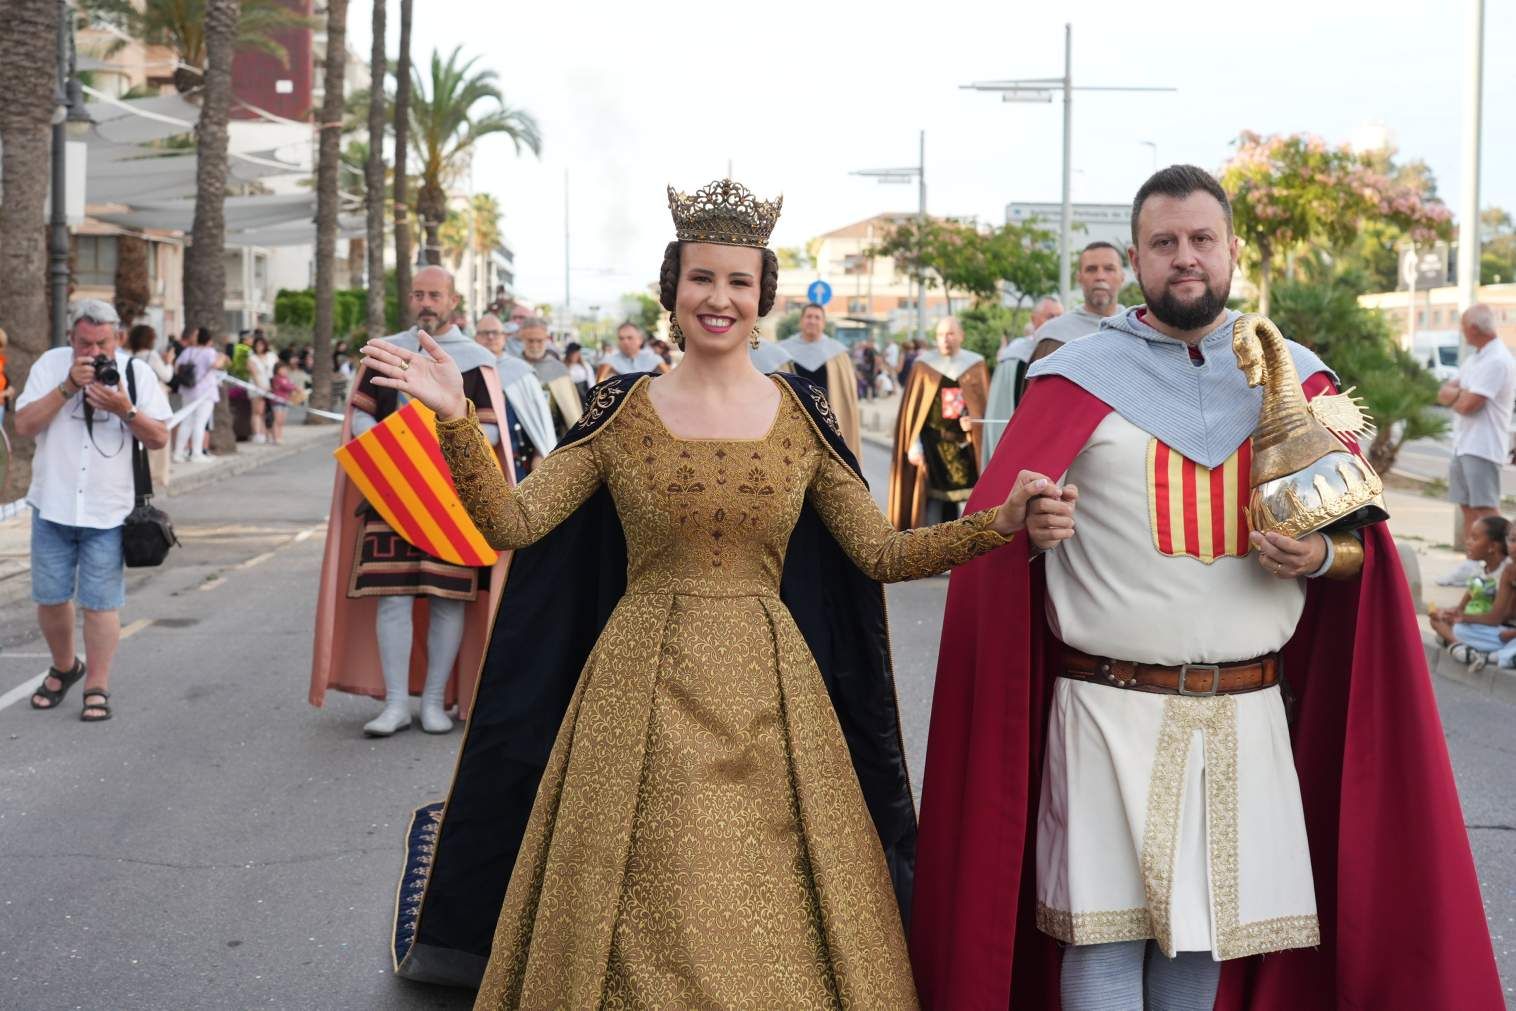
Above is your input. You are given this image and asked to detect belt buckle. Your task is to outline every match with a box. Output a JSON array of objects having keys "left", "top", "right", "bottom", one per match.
[{"left": 1178, "top": 663, "right": 1221, "bottom": 697}]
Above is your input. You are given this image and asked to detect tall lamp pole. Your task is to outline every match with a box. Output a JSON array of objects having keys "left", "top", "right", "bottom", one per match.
[
  {"left": 1456, "top": 0, "right": 1484, "bottom": 317},
  {"left": 962, "top": 24, "right": 1172, "bottom": 309},
  {"left": 852, "top": 128, "right": 927, "bottom": 341}
]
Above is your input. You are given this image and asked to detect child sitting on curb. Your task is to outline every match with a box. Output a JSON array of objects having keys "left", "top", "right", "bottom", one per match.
[{"left": 1431, "top": 515, "right": 1515, "bottom": 671}]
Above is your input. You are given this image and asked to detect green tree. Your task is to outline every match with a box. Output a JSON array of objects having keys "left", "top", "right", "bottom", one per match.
[
  {"left": 411, "top": 47, "right": 541, "bottom": 264},
  {"left": 1266, "top": 274, "right": 1446, "bottom": 474},
  {"left": 958, "top": 304, "right": 1023, "bottom": 367},
  {"left": 80, "top": 0, "right": 316, "bottom": 93},
  {"left": 1221, "top": 132, "right": 1371, "bottom": 316},
  {"left": 620, "top": 292, "right": 663, "bottom": 334},
  {"left": 986, "top": 219, "right": 1060, "bottom": 308},
  {"left": 439, "top": 193, "right": 503, "bottom": 269},
  {"left": 1481, "top": 207, "right": 1516, "bottom": 285}
]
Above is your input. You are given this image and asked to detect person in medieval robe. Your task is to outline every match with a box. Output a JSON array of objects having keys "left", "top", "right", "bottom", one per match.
[
  {"left": 475, "top": 313, "right": 555, "bottom": 482},
  {"left": 1029, "top": 239, "right": 1128, "bottom": 365},
  {"left": 775, "top": 302, "right": 861, "bottom": 455},
  {"left": 909, "top": 165, "right": 1504, "bottom": 1011},
  {"left": 309, "top": 266, "right": 512, "bottom": 737},
  {"left": 748, "top": 332, "right": 792, "bottom": 374},
  {"left": 982, "top": 295, "right": 1062, "bottom": 468},
  {"left": 888, "top": 315, "right": 989, "bottom": 528},
  {"left": 517, "top": 316, "right": 583, "bottom": 439},
  {"left": 595, "top": 322, "right": 669, "bottom": 382}
]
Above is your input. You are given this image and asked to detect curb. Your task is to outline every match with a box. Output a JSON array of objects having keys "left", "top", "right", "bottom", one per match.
[
  {"left": 1421, "top": 630, "right": 1516, "bottom": 705},
  {"left": 157, "top": 428, "right": 338, "bottom": 500}
]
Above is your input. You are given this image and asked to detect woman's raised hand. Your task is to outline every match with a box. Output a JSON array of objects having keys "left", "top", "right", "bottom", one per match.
[{"left": 360, "top": 330, "right": 467, "bottom": 420}]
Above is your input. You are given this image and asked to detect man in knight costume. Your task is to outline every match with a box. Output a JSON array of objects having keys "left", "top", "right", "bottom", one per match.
[
  {"left": 889, "top": 314, "right": 989, "bottom": 528},
  {"left": 309, "top": 266, "right": 511, "bottom": 737},
  {"left": 983, "top": 296, "right": 1062, "bottom": 467},
  {"left": 768, "top": 302, "right": 861, "bottom": 455},
  {"left": 910, "top": 166, "right": 1502, "bottom": 1009},
  {"left": 517, "top": 316, "right": 583, "bottom": 439},
  {"left": 595, "top": 322, "right": 668, "bottom": 382},
  {"left": 475, "top": 314, "right": 554, "bottom": 481}
]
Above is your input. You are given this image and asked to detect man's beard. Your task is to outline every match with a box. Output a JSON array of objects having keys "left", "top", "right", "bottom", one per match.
[
  {"left": 415, "top": 310, "right": 440, "bottom": 330},
  {"left": 1085, "top": 287, "right": 1114, "bottom": 312},
  {"left": 1142, "top": 272, "right": 1229, "bottom": 331}
]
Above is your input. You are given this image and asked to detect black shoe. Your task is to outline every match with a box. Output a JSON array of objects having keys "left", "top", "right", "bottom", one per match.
[{"left": 30, "top": 658, "right": 85, "bottom": 710}]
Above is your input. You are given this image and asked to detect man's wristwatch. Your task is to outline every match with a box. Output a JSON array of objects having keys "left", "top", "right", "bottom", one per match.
[
  {"left": 125, "top": 406, "right": 139, "bottom": 422},
  {"left": 56, "top": 380, "right": 75, "bottom": 399}
]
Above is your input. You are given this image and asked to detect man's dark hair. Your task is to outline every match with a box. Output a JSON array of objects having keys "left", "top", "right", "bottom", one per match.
[
  {"left": 801, "top": 302, "right": 826, "bottom": 316},
  {"left": 1130, "top": 165, "right": 1232, "bottom": 244},
  {"left": 1080, "top": 240, "right": 1126, "bottom": 266}
]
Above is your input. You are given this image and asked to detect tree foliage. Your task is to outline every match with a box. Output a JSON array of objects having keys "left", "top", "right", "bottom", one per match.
[
  {"left": 1481, "top": 207, "right": 1516, "bottom": 285},
  {"left": 620, "top": 292, "right": 663, "bottom": 335},
  {"left": 1221, "top": 132, "right": 1452, "bottom": 310},
  {"left": 439, "top": 192, "right": 503, "bottom": 268},
  {"left": 1266, "top": 274, "right": 1446, "bottom": 474},
  {"left": 870, "top": 217, "right": 1059, "bottom": 312}
]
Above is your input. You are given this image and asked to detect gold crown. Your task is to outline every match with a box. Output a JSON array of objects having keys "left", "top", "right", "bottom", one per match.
[{"left": 667, "top": 179, "right": 782, "bottom": 248}]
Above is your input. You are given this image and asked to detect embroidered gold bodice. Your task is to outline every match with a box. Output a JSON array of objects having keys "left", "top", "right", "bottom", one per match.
[{"left": 437, "top": 377, "right": 1010, "bottom": 595}]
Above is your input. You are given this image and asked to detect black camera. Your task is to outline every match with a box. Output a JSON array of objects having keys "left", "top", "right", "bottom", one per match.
[{"left": 91, "top": 354, "right": 120, "bottom": 386}]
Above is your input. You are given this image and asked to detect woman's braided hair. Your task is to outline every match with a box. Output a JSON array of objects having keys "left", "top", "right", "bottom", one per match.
[{"left": 658, "top": 241, "right": 780, "bottom": 317}]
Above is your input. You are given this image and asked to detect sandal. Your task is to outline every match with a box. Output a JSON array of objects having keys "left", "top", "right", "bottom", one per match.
[
  {"left": 30, "top": 658, "right": 85, "bottom": 710},
  {"left": 80, "top": 688, "right": 112, "bottom": 723},
  {"left": 1449, "top": 643, "right": 1475, "bottom": 665}
]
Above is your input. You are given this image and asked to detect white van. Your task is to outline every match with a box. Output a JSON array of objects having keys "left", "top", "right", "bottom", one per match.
[{"left": 1412, "top": 331, "right": 1460, "bottom": 382}]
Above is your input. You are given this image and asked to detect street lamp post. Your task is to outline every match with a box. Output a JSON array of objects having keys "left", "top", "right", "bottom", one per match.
[
  {"left": 961, "top": 24, "right": 1173, "bottom": 309},
  {"left": 50, "top": 0, "right": 94, "bottom": 347},
  {"left": 1456, "top": 0, "right": 1484, "bottom": 317},
  {"left": 852, "top": 129, "right": 927, "bottom": 342}
]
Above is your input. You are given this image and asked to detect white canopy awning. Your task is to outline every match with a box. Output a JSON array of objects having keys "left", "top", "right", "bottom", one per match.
[{"left": 84, "top": 91, "right": 198, "bottom": 145}]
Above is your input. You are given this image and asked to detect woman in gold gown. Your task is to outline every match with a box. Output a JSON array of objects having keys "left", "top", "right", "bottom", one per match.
[{"left": 367, "top": 180, "right": 1073, "bottom": 1009}]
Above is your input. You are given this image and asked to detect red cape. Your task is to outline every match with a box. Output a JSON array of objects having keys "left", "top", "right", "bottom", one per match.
[{"left": 910, "top": 374, "right": 1503, "bottom": 1009}]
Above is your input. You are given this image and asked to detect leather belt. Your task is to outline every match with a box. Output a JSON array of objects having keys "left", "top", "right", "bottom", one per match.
[{"left": 1061, "top": 648, "right": 1279, "bottom": 697}]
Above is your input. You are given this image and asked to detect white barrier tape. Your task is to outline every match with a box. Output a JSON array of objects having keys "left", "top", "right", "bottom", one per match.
[{"left": 215, "top": 373, "right": 345, "bottom": 421}]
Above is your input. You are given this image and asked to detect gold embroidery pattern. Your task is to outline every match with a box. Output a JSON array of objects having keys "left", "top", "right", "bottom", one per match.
[
  {"left": 1133, "top": 696, "right": 1320, "bottom": 959},
  {"left": 806, "top": 384, "right": 843, "bottom": 438},
  {"left": 1036, "top": 902, "right": 1153, "bottom": 946},
  {"left": 575, "top": 378, "right": 624, "bottom": 433}
]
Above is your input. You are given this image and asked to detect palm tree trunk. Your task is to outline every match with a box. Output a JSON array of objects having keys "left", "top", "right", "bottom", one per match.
[
  {"left": 392, "top": 0, "right": 413, "bottom": 314},
  {"left": 311, "top": 0, "right": 350, "bottom": 415},
  {"left": 185, "top": 0, "right": 240, "bottom": 454},
  {"left": 0, "top": 0, "right": 60, "bottom": 494},
  {"left": 364, "top": 0, "right": 386, "bottom": 342}
]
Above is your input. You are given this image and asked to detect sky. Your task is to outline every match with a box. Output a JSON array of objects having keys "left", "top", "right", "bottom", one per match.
[{"left": 345, "top": 0, "right": 1514, "bottom": 314}]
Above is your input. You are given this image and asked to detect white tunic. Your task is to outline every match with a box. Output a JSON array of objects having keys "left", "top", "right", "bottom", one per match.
[{"left": 1036, "top": 412, "right": 1319, "bottom": 959}]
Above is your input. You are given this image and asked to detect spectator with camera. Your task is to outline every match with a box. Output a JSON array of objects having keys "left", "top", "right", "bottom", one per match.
[{"left": 13, "top": 300, "right": 171, "bottom": 722}]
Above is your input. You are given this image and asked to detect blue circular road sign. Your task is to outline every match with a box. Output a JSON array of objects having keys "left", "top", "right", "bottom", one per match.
[{"left": 806, "top": 280, "right": 832, "bottom": 306}]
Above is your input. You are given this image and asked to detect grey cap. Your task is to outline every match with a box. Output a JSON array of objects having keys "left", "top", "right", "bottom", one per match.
[{"left": 69, "top": 298, "right": 121, "bottom": 328}]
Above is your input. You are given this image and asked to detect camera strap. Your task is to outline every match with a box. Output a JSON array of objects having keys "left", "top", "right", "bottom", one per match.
[{"left": 125, "top": 359, "right": 153, "bottom": 506}]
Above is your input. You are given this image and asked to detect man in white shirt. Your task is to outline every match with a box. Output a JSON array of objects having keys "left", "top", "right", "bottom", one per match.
[
  {"left": 13, "top": 300, "right": 171, "bottom": 722},
  {"left": 1437, "top": 304, "right": 1516, "bottom": 542}
]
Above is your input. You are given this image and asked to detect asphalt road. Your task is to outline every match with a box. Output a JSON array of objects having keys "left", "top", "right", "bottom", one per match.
[{"left": 0, "top": 435, "right": 1508, "bottom": 1007}]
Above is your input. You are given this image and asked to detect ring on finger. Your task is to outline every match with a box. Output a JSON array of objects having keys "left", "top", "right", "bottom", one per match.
[{"left": 399, "top": 358, "right": 410, "bottom": 372}]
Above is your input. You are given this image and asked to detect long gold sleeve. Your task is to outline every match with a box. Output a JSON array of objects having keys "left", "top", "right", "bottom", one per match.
[
  {"left": 437, "top": 403, "right": 602, "bottom": 550},
  {"left": 808, "top": 449, "right": 1011, "bottom": 583}
]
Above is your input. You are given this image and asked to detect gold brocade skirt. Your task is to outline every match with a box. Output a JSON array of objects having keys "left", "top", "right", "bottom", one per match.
[{"left": 473, "top": 592, "right": 918, "bottom": 1010}]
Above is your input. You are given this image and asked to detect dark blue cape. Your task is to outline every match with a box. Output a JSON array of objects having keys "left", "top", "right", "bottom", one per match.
[{"left": 393, "top": 372, "right": 916, "bottom": 987}]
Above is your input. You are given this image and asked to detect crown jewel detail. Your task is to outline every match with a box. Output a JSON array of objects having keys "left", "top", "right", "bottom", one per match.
[{"left": 667, "top": 179, "right": 782, "bottom": 248}]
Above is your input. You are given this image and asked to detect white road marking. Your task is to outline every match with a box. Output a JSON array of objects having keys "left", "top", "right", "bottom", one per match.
[
  {"left": 198, "top": 577, "right": 226, "bottom": 592},
  {"left": 0, "top": 672, "right": 47, "bottom": 714},
  {"left": 238, "top": 552, "right": 276, "bottom": 570},
  {"left": 120, "top": 618, "right": 153, "bottom": 640}
]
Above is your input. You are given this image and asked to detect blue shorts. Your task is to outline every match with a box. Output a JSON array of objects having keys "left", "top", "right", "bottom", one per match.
[{"left": 30, "top": 512, "right": 126, "bottom": 611}]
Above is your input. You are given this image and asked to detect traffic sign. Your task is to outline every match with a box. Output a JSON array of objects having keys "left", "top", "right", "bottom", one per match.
[{"left": 807, "top": 280, "right": 832, "bottom": 306}]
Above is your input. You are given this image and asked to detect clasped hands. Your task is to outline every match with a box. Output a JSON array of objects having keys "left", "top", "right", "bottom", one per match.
[{"left": 992, "top": 471, "right": 1078, "bottom": 549}]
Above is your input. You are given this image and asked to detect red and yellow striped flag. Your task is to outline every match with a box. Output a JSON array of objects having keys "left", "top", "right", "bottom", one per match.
[
  {"left": 335, "top": 400, "right": 499, "bottom": 567},
  {"left": 1146, "top": 438, "right": 1253, "bottom": 564}
]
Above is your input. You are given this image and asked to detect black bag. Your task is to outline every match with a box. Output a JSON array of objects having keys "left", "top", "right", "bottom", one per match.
[
  {"left": 122, "top": 360, "right": 180, "bottom": 568},
  {"left": 169, "top": 358, "right": 197, "bottom": 393}
]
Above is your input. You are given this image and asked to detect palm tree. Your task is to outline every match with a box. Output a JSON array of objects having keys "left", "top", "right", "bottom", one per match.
[
  {"left": 411, "top": 47, "right": 541, "bottom": 265},
  {"left": 311, "top": 0, "right": 349, "bottom": 414},
  {"left": 80, "top": 0, "right": 316, "bottom": 93},
  {"left": 0, "top": 0, "right": 60, "bottom": 492},
  {"left": 185, "top": 0, "right": 239, "bottom": 454},
  {"left": 364, "top": 0, "right": 387, "bottom": 341},
  {"left": 393, "top": 0, "right": 414, "bottom": 313}
]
